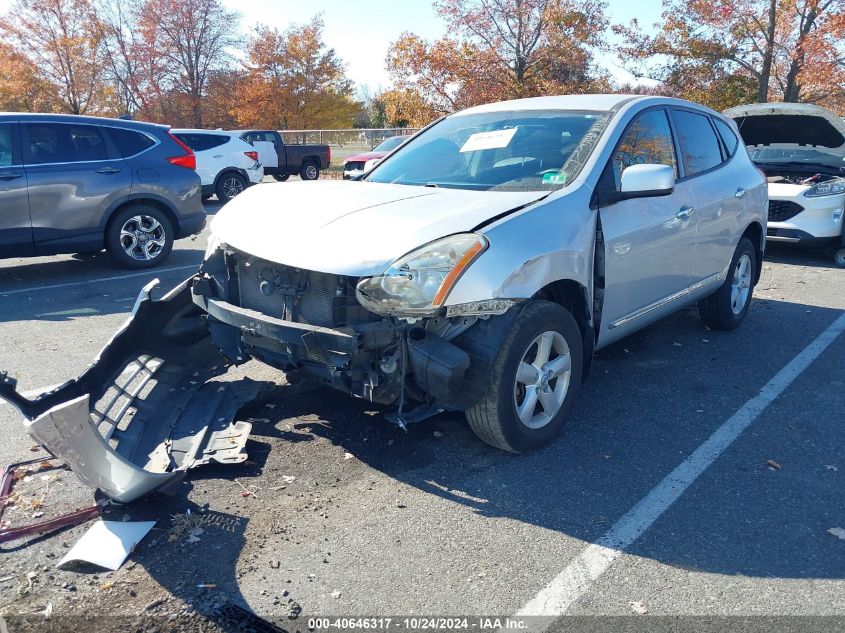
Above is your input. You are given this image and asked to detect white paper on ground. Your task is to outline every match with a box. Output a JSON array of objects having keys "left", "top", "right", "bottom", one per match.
[
  {"left": 459, "top": 128, "right": 517, "bottom": 153},
  {"left": 57, "top": 520, "right": 156, "bottom": 571}
]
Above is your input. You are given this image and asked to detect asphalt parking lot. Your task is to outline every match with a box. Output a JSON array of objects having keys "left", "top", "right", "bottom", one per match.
[{"left": 0, "top": 193, "right": 843, "bottom": 631}]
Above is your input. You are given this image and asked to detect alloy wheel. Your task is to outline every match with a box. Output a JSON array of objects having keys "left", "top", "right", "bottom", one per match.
[
  {"left": 119, "top": 215, "right": 166, "bottom": 261},
  {"left": 513, "top": 331, "right": 572, "bottom": 429}
]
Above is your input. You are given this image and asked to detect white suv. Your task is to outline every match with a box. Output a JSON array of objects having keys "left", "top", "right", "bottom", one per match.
[{"left": 171, "top": 130, "right": 264, "bottom": 202}]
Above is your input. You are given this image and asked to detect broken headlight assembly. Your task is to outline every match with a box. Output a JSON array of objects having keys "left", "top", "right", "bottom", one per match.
[{"left": 356, "top": 233, "right": 488, "bottom": 316}]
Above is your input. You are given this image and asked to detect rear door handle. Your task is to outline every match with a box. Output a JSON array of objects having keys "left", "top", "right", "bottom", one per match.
[
  {"left": 212, "top": 154, "right": 223, "bottom": 158},
  {"left": 735, "top": 188, "right": 748, "bottom": 198},
  {"left": 676, "top": 206, "right": 696, "bottom": 221},
  {"left": 96, "top": 166, "right": 121, "bottom": 175},
  {"left": 0, "top": 172, "right": 23, "bottom": 181}
]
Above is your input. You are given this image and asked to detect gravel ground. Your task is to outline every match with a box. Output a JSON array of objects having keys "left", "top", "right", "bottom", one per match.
[{"left": 0, "top": 188, "right": 843, "bottom": 632}]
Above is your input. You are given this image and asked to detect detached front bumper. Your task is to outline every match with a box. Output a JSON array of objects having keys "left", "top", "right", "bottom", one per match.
[{"left": 0, "top": 279, "right": 271, "bottom": 503}]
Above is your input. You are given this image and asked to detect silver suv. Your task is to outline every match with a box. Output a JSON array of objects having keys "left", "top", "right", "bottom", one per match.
[
  {"left": 0, "top": 95, "right": 767, "bottom": 502},
  {"left": 0, "top": 113, "right": 205, "bottom": 268}
]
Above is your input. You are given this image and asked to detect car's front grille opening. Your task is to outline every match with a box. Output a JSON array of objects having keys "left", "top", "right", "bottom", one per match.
[
  {"left": 768, "top": 199, "right": 804, "bottom": 222},
  {"left": 345, "top": 161, "right": 365, "bottom": 170}
]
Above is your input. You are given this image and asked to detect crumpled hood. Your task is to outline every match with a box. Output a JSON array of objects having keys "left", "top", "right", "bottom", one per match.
[
  {"left": 210, "top": 180, "right": 546, "bottom": 276},
  {"left": 724, "top": 102, "right": 845, "bottom": 157}
]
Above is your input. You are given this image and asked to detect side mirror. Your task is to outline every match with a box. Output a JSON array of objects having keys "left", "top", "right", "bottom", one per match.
[{"left": 620, "top": 163, "right": 675, "bottom": 198}]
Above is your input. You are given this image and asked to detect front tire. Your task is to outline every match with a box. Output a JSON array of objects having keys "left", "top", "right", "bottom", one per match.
[
  {"left": 216, "top": 172, "right": 247, "bottom": 201},
  {"left": 300, "top": 161, "right": 320, "bottom": 180},
  {"left": 698, "top": 237, "right": 756, "bottom": 330},
  {"left": 105, "top": 205, "right": 173, "bottom": 269},
  {"left": 466, "top": 300, "right": 583, "bottom": 453}
]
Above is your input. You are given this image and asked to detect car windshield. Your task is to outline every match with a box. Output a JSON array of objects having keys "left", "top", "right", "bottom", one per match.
[
  {"left": 748, "top": 147, "right": 845, "bottom": 170},
  {"left": 374, "top": 136, "right": 405, "bottom": 152},
  {"left": 365, "top": 109, "right": 611, "bottom": 191}
]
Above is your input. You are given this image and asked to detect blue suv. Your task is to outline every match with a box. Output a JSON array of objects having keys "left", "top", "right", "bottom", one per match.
[{"left": 0, "top": 113, "right": 205, "bottom": 268}]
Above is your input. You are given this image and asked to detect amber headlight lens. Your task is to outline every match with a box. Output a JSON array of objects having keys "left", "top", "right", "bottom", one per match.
[{"left": 356, "top": 234, "right": 488, "bottom": 316}]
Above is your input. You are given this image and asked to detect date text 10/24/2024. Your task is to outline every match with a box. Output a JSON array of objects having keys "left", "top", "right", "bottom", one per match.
[{"left": 307, "top": 618, "right": 529, "bottom": 630}]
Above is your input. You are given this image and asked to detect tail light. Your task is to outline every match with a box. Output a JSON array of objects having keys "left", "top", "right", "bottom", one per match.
[
  {"left": 245, "top": 151, "right": 258, "bottom": 162},
  {"left": 166, "top": 133, "right": 196, "bottom": 170},
  {"left": 327, "top": 145, "right": 331, "bottom": 166}
]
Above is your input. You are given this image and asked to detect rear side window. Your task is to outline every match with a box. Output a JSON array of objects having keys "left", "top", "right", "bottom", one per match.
[
  {"left": 107, "top": 127, "right": 155, "bottom": 158},
  {"left": 26, "top": 123, "right": 108, "bottom": 164},
  {"left": 672, "top": 110, "right": 723, "bottom": 176},
  {"left": 713, "top": 118, "right": 739, "bottom": 157},
  {"left": 173, "top": 133, "right": 228, "bottom": 152},
  {"left": 0, "top": 124, "right": 15, "bottom": 166},
  {"left": 611, "top": 109, "right": 677, "bottom": 189}
]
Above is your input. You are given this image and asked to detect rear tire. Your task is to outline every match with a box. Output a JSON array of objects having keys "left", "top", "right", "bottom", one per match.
[
  {"left": 466, "top": 300, "right": 583, "bottom": 453},
  {"left": 272, "top": 173, "right": 290, "bottom": 182},
  {"left": 105, "top": 205, "right": 173, "bottom": 269},
  {"left": 834, "top": 247, "right": 845, "bottom": 268},
  {"left": 698, "top": 237, "right": 756, "bottom": 330},
  {"left": 300, "top": 161, "right": 320, "bottom": 180},
  {"left": 215, "top": 171, "right": 247, "bottom": 201}
]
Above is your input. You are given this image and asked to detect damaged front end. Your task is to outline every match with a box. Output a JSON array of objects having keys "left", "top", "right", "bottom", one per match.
[
  {"left": 193, "top": 242, "right": 519, "bottom": 427},
  {"left": 0, "top": 239, "right": 519, "bottom": 503},
  {"left": 0, "top": 279, "right": 270, "bottom": 503}
]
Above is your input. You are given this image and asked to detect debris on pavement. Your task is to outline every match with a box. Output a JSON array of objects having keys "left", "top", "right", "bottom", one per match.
[
  {"left": 826, "top": 465, "right": 838, "bottom": 472},
  {"left": 766, "top": 459, "right": 783, "bottom": 470},
  {"left": 0, "top": 456, "right": 103, "bottom": 545},
  {"left": 629, "top": 600, "right": 648, "bottom": 614},
  {"left": 0, "top": 280, "right": 276, "bottom": 504},
  {"left": 57, "top": 519, "right": 156, "bottom": 571},
  {"left": 827, "top": 527, "right": 845, "bottom": 540}
]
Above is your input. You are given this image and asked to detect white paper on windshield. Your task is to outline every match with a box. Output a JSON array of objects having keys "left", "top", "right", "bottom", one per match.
[{"left": 460, "top": 128, "right": 517, "bottom": 153}]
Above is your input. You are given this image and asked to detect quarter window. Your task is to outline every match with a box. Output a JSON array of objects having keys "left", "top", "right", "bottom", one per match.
[
  {"left": 108, "top": 127, "right": 155, "bottom": 158},
  {"left": 173, "top": 133, "right": 228, "bottom": 152},
  {"left": 0, "top": 124, "right": 14, "bottom": 167},
  {"left": 26, "top": 123, "right": 108, "bottom": 164},
  {"left": 611, "top": 110, "right": 677, "bottom": 189},
  {"left": 672, "top": 110, "right": 723, "bottom": 175},
  {"left": 713, "top": 118, "right": 739, "bottom": 157}
]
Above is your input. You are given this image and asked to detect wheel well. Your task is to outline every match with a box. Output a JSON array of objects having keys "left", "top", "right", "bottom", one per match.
[
  {"left": 742, "top": 221, "right": 764, "bottom": 284},
  {"left": 214, "top": 168, "right": 246, "bottom": 190},
  {"left": 106, "top": 198, "right": 178, "bottom": 239},
  {"left": 532, "top": 279, "right": 594, "bottom": 379}
]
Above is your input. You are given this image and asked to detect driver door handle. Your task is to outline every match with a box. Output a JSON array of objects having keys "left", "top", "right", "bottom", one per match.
[
  {"left": 0, "top": 172, "right": 23, "bottom": 181},
  {"left": 96, "top": 166, "right": 121, "bottom": 175},
  {"left": 735, "top": 187, "right": 748, "bottom": 198},
  {"left": 676, "top": 206, "right": 696, "bottom": 221}
]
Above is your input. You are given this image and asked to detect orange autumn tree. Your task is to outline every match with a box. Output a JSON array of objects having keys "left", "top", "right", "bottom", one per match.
[
  {"left": 0, "top": 41, "right": 60, "bottom": 112},
  {"left": 387, "top": 0, "right": 610, "bottom": 116},
  {"left": 0, "top": 0, "right": 113, "bottom": 114},
  {"left": 613, "top": 0, "right": 845, "bottom": 111},
  {"left": 233, "top": 17, "right": 359, "bottom": 130}
]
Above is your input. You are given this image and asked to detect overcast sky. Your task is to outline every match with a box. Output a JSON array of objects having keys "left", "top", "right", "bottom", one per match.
[{"left": 0, "top": 0, "right": 665, "bottom": 91}]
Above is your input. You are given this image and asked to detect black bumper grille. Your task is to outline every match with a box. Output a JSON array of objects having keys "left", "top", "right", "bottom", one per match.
[
  {"left": 768, "top": 199, "right": 804, "bottom": 222},
  {"left": 345, "top": 161, "right": 365, "bottom": 171}
]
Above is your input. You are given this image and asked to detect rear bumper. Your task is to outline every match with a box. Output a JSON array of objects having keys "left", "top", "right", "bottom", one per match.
[{"left": 177, "top": 211, "right": 206, "bottom": 238}]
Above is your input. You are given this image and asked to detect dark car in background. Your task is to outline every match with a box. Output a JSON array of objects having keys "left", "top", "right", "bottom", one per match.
[
  {"left": 236, "top": 129, "right": 330, "bottom": 181},
  {"left": 0, "top": 113, "right": 205, "bottom": 269}
]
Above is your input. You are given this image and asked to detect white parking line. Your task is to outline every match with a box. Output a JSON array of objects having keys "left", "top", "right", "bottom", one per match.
[
  {"left": 0, "top": 265, "right": 198, "bottom": 297},
  {"left": 515, "top": 311, "right": 845, "bottom": 621}
]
